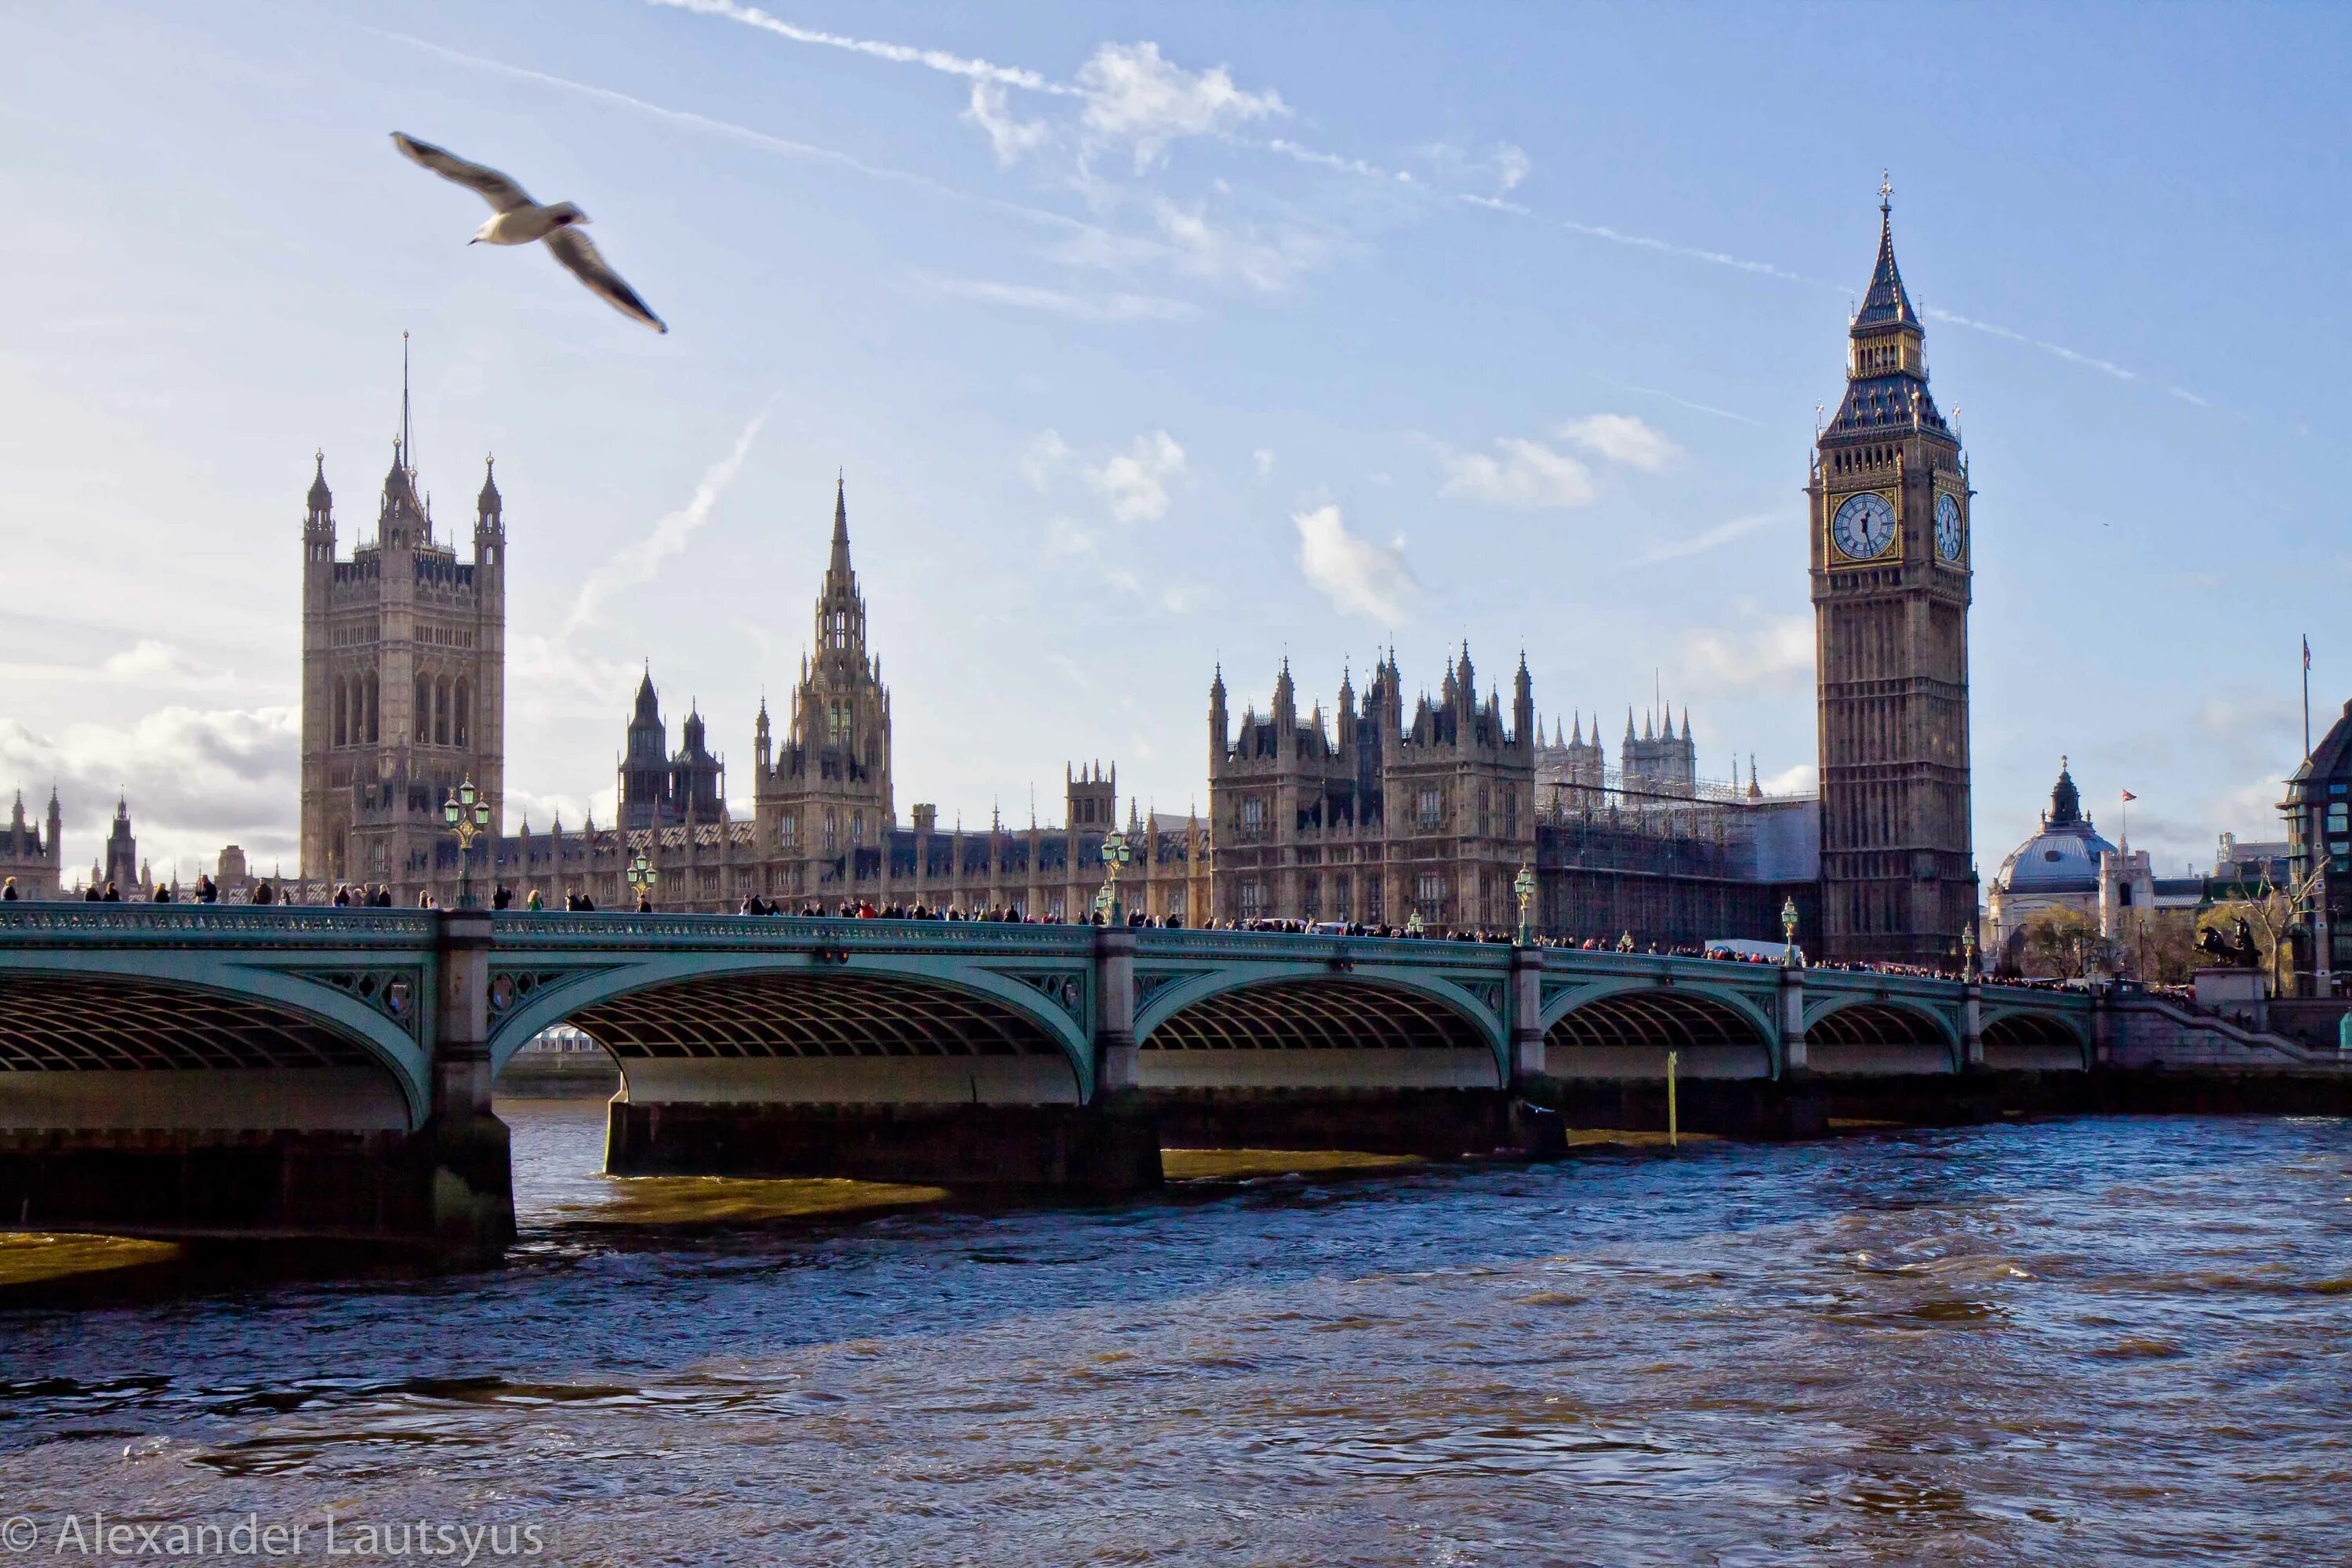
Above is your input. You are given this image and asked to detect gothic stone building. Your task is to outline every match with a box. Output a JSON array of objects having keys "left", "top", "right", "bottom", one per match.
[
  {"left": 1209, "top": 648, "right": 1538, "bottom": 929},
  {"left": 1208, "top": 654, "right": 1817, "bottom": 946},
  {"left": 290, "top": 443, "right": 1208, "bottom": 920},
  {"left": 493, "top": 485, "right": 1210, "bottom": 920},
  {"left": 0, "top": 790, "right": 62, "bottom": 899},
  {"left": 1808, "top": 192, "right": 1977, "bottom": 963},
  {"left": 299, "top": 347, "right": 506, "bottom": 889}
]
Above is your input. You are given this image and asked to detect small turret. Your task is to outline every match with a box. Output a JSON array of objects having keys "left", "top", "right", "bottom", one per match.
[
  {"left": 307, "top": 451, "right": 333, "bottom": 520},
  {"left": 1209, "top": 664, "right": 1229, "bottom": 763}
]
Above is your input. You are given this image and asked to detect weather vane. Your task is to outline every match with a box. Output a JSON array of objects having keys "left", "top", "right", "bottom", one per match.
[{"left": 1879, "top": 169, "right": 1893, "bottom": 210}]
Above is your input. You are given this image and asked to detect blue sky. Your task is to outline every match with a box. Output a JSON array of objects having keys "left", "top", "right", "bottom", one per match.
[{"left": 1, "top": 1, "right": 2344, "bottom": 882}]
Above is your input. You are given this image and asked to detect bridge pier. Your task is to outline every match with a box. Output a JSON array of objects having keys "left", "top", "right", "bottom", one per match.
[
  {"left": 1778, "top": 964, "right": 1808, "bottom": 1075},
  {"left": 1509, "top": 946, "right": 1545, "bottom": 1081},
  {"left": 424, "top": 909, "right": 516, "bottom": 1261}
]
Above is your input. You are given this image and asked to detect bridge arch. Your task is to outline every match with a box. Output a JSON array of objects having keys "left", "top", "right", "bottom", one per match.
[
  {"left": 0, "top": 960, "right": 430, "bottom": 1131},
  {"left": 1980, "top": 1007, "right": 2090, "bottom": 1071},
  {"left": 1541, "top": 979, "right": 1777, "bottom": 1079},
  {"left": 1802, "top": 996, "right": 1960, "bottom": 1074},
  {"left": 1136, "top": 965, "right": 1508, "bottom": 1091},
  {"left": 484, "top": 953, "right": 1095, "bottom": 1105}
]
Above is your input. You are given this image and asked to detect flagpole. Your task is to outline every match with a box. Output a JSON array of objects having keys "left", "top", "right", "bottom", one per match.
[{"left": 2303, "top": 633, "right": 2312, "bottom": 762}]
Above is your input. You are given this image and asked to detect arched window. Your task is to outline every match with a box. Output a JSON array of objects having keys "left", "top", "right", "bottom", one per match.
[
  {"left": 415, "top": 677, "right": 430, "bottom": 742},
  {"left": 453, "top": 681, "right": 470, "bottom": 748},
  {"left": 333, "top": 681, "right": 347, "bottom": 748},
  {"left": 434, "top": 678, "right": 450, "bottom": 746},
  {"left": 851, "top": 811, "right": 865, "bottom": 846},
  {"left": 365, "top": 673, "right": 379, "bottom": 742}
]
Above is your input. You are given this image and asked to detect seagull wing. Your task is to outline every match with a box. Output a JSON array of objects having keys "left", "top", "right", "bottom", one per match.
[
  {"left": 546, "top": 228, "right": 669, "bottom": 334},
  {"left": 390, "top": 132, "right": 535, "bottom": 213}
]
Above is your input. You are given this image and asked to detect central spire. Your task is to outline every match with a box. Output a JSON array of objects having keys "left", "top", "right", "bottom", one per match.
[
  {"left": 1854, "top": 178, "right": 1920, "bottom": 335},
  {"left": 829, "top": 470, "right": 851, "bottom": 581},
  {"left": 401, "top": 331, "right": 415, "bottom": 482},
  {"left": 813, "top": 473, "right": 867, "bottom": 659}
]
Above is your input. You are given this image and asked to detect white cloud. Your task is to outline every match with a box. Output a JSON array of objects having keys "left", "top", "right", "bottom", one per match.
[
  {"left": 1043, "top": 515, "right": 1098, "bottom": 559},
  {"left": 1437, "top": 437, "right": 1596, "bottom": 510},
  {"left": 920, "top": 273, "right": 1193, "bottom": 322},
  {"left": 1149, "top": 199, "right": 1327, "bottom": 292},
  {"left": 1294, "top": 503, "right": 1416, "bottom": 624},
  {"left": 0, "top": 706, "right": 300, "bottom": 875},
  {"left": 1493, "top": 142, "right": 1531, "bottom": 192},
  {"left": 1562, "top": 412, "right": 1675, "bottom": 471},
  {"left": 101, "top": 640, "right": 234, "bottom": 688},
  {"left": 963, "top": 80, "right": 1051, "bottom": 165},
  {"left": 1679, "top": 616, "right": 1814, "bottom": 691},
  {"left": 1252, "top": 448, "right": 1276, "bottom": 479},
  {"left": 1159, "top": 584, "right": 1202, "bottom": 614},
  {"left": 564, "top": 405, "right": 769, "bottom": 638},
  {"left": 0, "top": 640, "right": 234, "bottom": 691},
  {"left": 1085, "top": 430, "right": 1187, "bottom": 524},
  {"left": 1076, "top": 42, "right": 1285, "bottom": 169},
  {"left": 1765, "top": 763, "right": 1818, "bottom": 796},
  {"left": 1021, "top": 430, "right": 1073, "bottom": 492}
]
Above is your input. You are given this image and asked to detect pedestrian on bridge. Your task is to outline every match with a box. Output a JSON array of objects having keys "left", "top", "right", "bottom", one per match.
[{"left": 1, "top": 878, "right": 16, "bottom": 902}]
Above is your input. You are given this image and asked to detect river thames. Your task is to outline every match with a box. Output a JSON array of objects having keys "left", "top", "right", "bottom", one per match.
[{"left": 0, "top": 1107, "right": 2345, "bottom": 1565}]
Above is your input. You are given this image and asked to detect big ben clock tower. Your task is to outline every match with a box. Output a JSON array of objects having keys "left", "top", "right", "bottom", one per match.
[{"left": 1809, "top": 182, "right": 1976, "bottom": 964}]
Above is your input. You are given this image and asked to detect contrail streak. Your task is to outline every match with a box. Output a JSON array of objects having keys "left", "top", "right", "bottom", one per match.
[{"left": 645, "top": 0, "right": 1073, "bottom": 93}]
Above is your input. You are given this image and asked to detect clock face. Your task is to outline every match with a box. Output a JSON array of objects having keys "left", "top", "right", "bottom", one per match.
[
  {"left": 1831, "top": 491, "right": 1897, "bottom": 561},
  {"left": 1934, "top": 492, "right": 1965, "bottom": 562}
]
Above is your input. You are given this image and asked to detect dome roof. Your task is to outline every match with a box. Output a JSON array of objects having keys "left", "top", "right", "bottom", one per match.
[{"left": 1994, "top": 759, "right": 2117, "bottom": 894}]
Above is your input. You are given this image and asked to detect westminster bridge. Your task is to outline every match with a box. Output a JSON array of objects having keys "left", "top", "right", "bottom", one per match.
[{"left": 0, "top": 902, "right": 2301, "bottom": 1258}]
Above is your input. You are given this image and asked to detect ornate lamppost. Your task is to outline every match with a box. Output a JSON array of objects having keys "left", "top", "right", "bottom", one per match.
[
  {"left": 626, "top": 851, "right": 659, "bottom": 911},
  {"left": 1513, "top": 862, "right": 1537, "bottom": 946},
  {"left": 1961, "top": 920, "right": 1978, "bottom": 981},
  {"left": 1780, "top": 895, "right": 1802, "bottom": 968},
  {"left": 441, "top": 778, "right": 491, "bottom": 908},
  {"left": 1098, "top": 829, "right": 1131, "bottom": 924}
]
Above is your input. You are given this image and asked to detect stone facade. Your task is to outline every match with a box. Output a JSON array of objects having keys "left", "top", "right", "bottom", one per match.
[
  {"left": 293, "top": 469, "right": 1209, "bottom": 920},
  {"left": 299, "top": 339, "right": 506, "bottom": 888},
  {"left": 1209, "top": 648, "right": 1537, "bottom": 929},
  {"left": 1809, "top": 192, "right": 1977, "bottom": 964},
  {"left": 0, "top": 791, "right": 62, "bottom": 900},
  {"left": 1208, "top": 654, "right": 1817, "bottom": 945},
  {"left": 2285, "top": 695, "right": 2352, "bottom": 994}
]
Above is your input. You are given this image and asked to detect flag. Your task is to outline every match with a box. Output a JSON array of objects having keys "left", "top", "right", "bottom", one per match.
[
  {"left": 2305, "top": 634, "right": 2313, "bottom": 670},
  {"left": 2120, "top": 790, "right": 2137, "bottom": 802}
]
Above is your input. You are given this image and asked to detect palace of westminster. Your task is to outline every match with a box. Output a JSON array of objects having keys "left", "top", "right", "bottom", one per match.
[{"left": 7, "top": 198, "right": 2020, "bottom": 964}]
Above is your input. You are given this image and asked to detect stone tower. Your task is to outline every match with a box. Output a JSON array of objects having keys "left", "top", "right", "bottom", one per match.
[
  {"left": 754, "top": 477, "right": 894, "bottom": 902},
  {"left": 1808, "top": 186, "right": 1975, "bottom": 963},
  {"left": 299, "top": 336, "right": 506, "bottom": 889}
]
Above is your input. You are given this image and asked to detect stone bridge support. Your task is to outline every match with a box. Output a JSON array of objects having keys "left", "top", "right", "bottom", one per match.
[
  {"left": 1779, "top": 964, "right": 1807, "bottom": 1075},
  {"left": 426, "top": 909, "right": 515, "bottom": 1259}
]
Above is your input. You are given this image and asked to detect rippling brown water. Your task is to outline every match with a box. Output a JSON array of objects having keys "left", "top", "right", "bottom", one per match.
[{"left": 2, "top": 1107, "right": 2347, "bottom": 1565}]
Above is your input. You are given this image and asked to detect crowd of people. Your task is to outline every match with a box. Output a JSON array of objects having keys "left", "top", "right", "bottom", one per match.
[{"left": 0, "top": 870, "right": 2007, "bottom": 984}]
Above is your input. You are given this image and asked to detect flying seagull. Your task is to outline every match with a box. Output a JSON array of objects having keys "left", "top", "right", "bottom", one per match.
[{"left": 390, "top": 132, "right": 667, "bottom": 334}]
